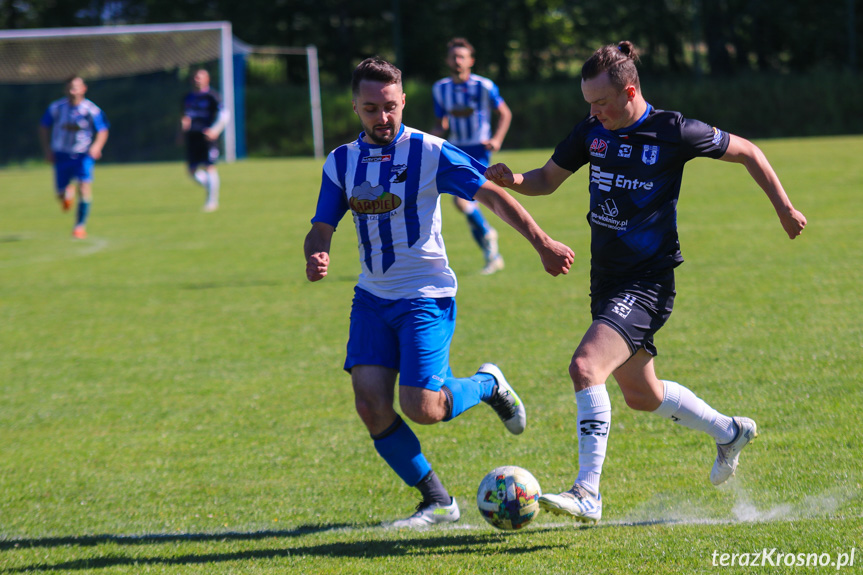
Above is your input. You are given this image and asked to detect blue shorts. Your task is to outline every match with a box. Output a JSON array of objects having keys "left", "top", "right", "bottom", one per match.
[
  {"left": 590, "top": 270, "right": 676, "bottom": 357},
  {"left": 345, "top": 287, "right": 456, "bottom": 391},
  {"left": 54, "top": 152, "right": 95, "bottom": 192}
]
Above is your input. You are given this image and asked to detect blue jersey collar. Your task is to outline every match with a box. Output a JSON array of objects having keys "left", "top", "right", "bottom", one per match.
[{"left": 617, "top": 103, "right": 654, "bottom": 134}]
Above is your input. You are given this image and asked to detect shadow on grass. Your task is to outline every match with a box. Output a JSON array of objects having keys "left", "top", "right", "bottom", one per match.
[{"left": 2, "top": 526, "right": 553, "bottom": 571}]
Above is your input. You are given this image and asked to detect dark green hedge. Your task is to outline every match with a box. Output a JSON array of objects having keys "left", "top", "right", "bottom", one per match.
[{"left": 3, "top": 70, "right": 859, "bottom": 165}]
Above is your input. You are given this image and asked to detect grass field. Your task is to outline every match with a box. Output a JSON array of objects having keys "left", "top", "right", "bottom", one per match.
[{"left": 1, "top": 137, "right": 861, "bottom": 574}]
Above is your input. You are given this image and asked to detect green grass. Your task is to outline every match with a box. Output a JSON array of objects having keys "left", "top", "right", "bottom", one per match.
[{"left": 1, "top": 138, "right": 861, "bottom": 574}]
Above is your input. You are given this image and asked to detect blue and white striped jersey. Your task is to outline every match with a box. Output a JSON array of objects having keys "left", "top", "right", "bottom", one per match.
[
  {"left": 40, "top": 98, "right": 109, "bottom": 155},
  {"left": 432, "top": 74, "right": 504, "bottom": 148},
  {"left": 312, "top": 125, "right": 488, "bottom": 300}
]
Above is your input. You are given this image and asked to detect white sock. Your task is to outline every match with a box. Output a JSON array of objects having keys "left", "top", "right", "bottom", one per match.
[
  {"left": 193, "top": 169, "right": 207, "bottom": 186},
  {"left": 575, "top": 384, "right": 611, "bottom": 495},
  {"left": 653, "top": 380, "right": 736, "bottom": 444},
  {"left": 205, "top": 170, "right": 219, "bottom": 206}
]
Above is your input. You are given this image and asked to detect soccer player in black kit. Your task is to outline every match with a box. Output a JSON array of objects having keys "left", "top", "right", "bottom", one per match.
[
  {"left": 181, "top": 69, "right": 228, "bottom": 212},
  {"left": 485, "top": 41, "right": 807, "bottom": 524}
]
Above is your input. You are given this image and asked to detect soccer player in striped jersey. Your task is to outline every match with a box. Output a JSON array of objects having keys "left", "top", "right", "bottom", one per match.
[
  {"left": 486, "top": 41, "right": 807, "bottom": 525},
  {"left": 432, "top": 38, "right": 512, "bottom": 275},
  {"left": 39, "top": 75, "right": 109, "bottom": 239},
  {"left": 305, "top": 57, "right": 573, "bottom": 528},
  {"left": 181, "top": 69, "right": 228, "bottom": 212}
]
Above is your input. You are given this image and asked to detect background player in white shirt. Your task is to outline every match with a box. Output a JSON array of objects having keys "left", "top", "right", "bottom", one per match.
[
  {"left": 39, "top": 75, "right": 109, "bottom": 239},
  {"left": 305, "top": 57, "right": 573, "bottom": 528},
  {"left": 432, "top": 38, "right": 512, "bottom": 275}
]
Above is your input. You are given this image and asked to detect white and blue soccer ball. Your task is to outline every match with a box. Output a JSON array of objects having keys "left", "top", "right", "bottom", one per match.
[{"left": 476, "top": 465, "right": 541, "bottom": 530}]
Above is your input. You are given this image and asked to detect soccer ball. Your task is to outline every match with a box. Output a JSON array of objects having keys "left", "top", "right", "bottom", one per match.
[{"left": 476, "top": 466, "right": 542, "bottom": 530}]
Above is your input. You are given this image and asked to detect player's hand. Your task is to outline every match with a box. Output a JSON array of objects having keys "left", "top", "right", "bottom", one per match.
[
  {"left": 203, "top": 128, "right": 218, "bottom": 141},
  {"left": 306, "top": 252, "right": 330, "bottom": 282},
  {"left": 484, "top": 138, "right": 502, "bottom": 153},
  {"left": 485, "top": 163, "right": 515, "bottom": 188},
  {"left": 181, "top": 116, "right": 191, "bottom": 132},
  {"left": 538, "top": 239, "right": 575, "bottom": 277},
  {"left": 780, "top": 207, "right": 807, "bottom": 239},
  {"left": 88, "top": 147, "right": 103, "bottom": 160}
]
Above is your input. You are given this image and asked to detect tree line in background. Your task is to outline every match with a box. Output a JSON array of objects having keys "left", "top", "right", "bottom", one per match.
[{"left": 1, "top": 0, "right": 860, "bottom": 84}]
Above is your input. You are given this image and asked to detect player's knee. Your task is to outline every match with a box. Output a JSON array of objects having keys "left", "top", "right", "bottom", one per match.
[
  {"left": 569, "top": 354, "right": 597, "bottom": 389},
  {"left": 354, "top": 394, "right": 391, "bottom": 429}
]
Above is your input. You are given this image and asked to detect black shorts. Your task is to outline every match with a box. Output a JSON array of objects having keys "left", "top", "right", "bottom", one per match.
[
  {"left": 186, "top": 131, "right": 219, "bottom": 167},
  {"left": 590, "top": 270, "right": 676, "bottom": 357}
]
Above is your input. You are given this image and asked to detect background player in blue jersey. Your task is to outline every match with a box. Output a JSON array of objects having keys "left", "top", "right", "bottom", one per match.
[
  {"left": 486, "top": 41, "right": 807, "bottom": 525},
  {"left": 305, "top": 57, "right": 573, "bottom": 528},
  {"left": 39, "top": 75, "right": 109, "bottom": 239},
  {"left": 432, "top": 38, "right": 512, "bottom": 275},
  {"left": 181, "top": 69, "right": 228, "bottom": 212}
]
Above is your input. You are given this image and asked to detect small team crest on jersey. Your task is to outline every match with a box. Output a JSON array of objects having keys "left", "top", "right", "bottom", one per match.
[
  {"left": 641, "top": 144, "right": 660, "bottom": 165},
  {"left": 711, "top": 126, "right": 724, "bottom": 145},
  {"left": 618, "top": 144, "right": 633, "bottom": 158},
  {"left": 390, "top": 163, "right": 408, "bottom": 184},
  {"left": 349, "top": 181, "right": 402, "bottom": 215},
  {"left": 362, "top": 154, "right": 392, "bottom": 163},
  {"left": 590, "top": 138, "right": 609, "bottom": 158}
]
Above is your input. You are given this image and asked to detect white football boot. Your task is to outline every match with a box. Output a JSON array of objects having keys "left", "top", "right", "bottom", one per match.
[
  {"left": 478, "top": 363, "right": 526, "bottom": 435},
  {"left": 390, "top": 497, "right": 460, "bottom": 528},
  {"left": 539, "top": 483, "right": 602, "bottom": 525},
  {"left": 710, "top": 416, "right": 758, "bottom": 485},
  {"left": 479, "top": 229, "right": 504, "bottom": 275}
]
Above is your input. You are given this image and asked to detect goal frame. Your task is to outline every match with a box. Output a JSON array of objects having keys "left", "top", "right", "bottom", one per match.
[{"left": 0, "top": 22, "right": 325, "bottom": 161}]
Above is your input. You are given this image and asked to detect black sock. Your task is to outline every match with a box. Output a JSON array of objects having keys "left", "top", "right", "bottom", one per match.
[
  {"left": 441, "top": 386, "right": 454, "bottom": 420},
  {"left": 415, "top": 470, "right": 450, "bottom": 505}
]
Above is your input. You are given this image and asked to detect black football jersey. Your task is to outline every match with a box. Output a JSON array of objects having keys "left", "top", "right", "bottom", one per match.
[{"left": 552, "top": 105, "right": 730, "bottom": 278}]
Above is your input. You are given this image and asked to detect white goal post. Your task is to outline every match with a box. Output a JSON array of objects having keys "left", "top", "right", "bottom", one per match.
[{"left": 0, "top": 22, "right": 324, "bottom": 161}]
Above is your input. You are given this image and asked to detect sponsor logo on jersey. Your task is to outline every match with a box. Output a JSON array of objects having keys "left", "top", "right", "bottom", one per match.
[
  {"left": 618, "top": 143, "right": 632, "bottom": 158},
  {"left": 590, "top": 138, "right": 609, "bottom": 158},
  {"left": 362, "top": 154, "right": 392, "bottom": 163},
  {"left": 642, "top": 144, "right": 660, "bottom": 165},
  {"left": 711, "top": 126, "right": 724, "bottom": 146},
  {"left": 349, "top": 181, "right": 402, "bottom": 215},
  {"left": 591, "top": 165, "right": 653, "bottom": 193},
  {"left": 600, "top": 199, "right": 619, "bottom": 218}
]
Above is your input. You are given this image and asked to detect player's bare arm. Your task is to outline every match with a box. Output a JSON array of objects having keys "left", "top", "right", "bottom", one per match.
[
  {"left": 431, "top": 116, "right": 448, "bottom": 138},
  {"left": 485, "top": 101, "right": 512, "bottom": 152},
  {"left": 473, "top": 182, "right": 574, "bottom": 276},
  {"left": 720, "top": 134, "right": 807, "bottom": 239},
  {"left": 88, "top": 129, "right": 109, "bottom": 160},
  {"left": 304, "top": 222, "right": 334, "bottom": 282},
  {"left": 485, "top": 157, "right": 571, "bottom": 197}
]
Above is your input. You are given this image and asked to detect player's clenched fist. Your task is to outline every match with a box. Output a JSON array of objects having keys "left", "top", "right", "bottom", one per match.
[
  {"left": 484, "top": 163, "right": 516, "bottom": 188},
  {"left": 306, "top": 252, "right": 329, "bottom": 282}
]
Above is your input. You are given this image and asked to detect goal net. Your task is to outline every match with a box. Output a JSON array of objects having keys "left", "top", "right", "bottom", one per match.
[{"left": 0, "top": 22, "right": 249, "bottom": 165}]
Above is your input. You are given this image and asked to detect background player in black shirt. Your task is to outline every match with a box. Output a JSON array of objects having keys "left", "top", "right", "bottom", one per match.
[
  {"left": 181, "top": 69, "right": 228, "bottom": 212},
  {"left": 485, "top": 41, "right": 807, "bottom": 525}
]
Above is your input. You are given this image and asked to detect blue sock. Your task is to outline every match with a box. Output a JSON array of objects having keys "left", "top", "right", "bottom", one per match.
[
  {"left": 76, "top": 201, "right": 91, "bottom": 226},
  {"left": 372, "top": 415, "right": 432, "bottom": 487},
  {"left": 442, "top": 372, "right": 496, "bottom": 421},
  {"left": 466, "top": 207, "right": 491, "bottom": 246}
]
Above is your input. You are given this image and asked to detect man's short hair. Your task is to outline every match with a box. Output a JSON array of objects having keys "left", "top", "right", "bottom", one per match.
[
  {"left": 352, "top": 57, "right": 402, "bottom": 95},
  {"left": 447, "top": 37, "right": 475, "bottom": 58}
]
